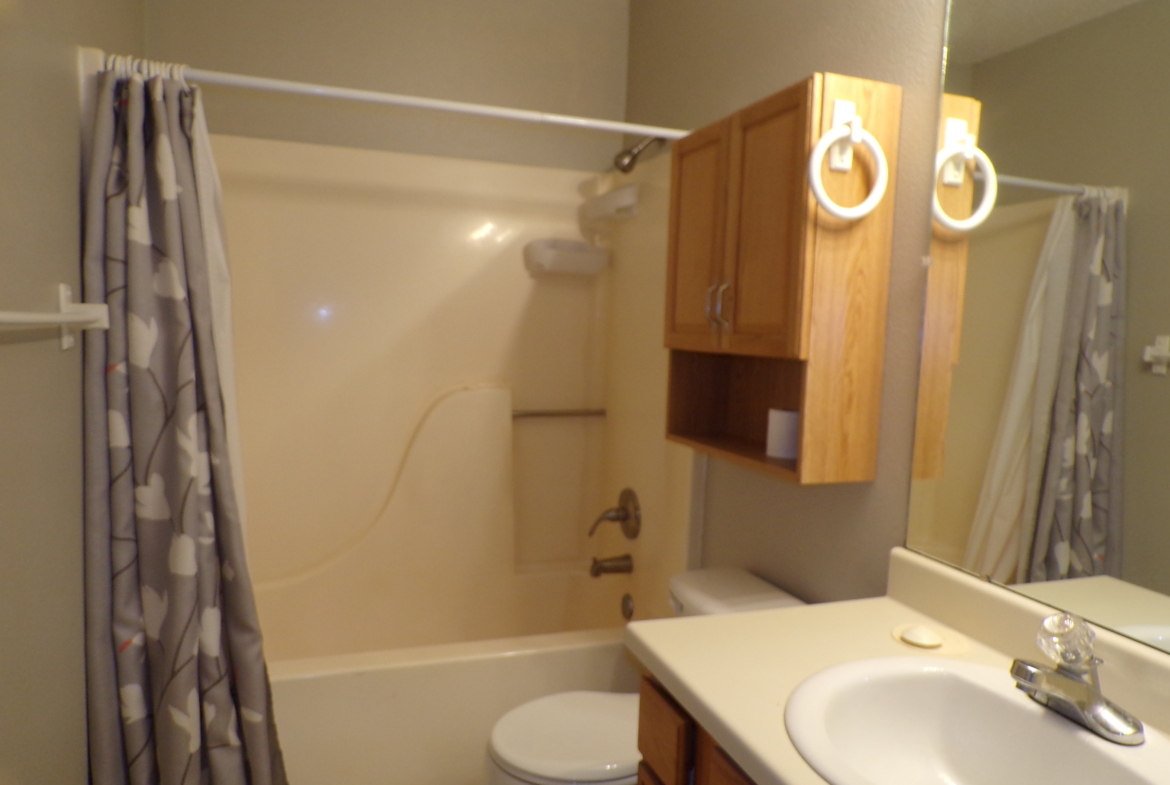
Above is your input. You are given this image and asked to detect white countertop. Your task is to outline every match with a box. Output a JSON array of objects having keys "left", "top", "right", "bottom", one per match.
[{"left": 625, "top": 596, "right": 1013, "bottom": 785}]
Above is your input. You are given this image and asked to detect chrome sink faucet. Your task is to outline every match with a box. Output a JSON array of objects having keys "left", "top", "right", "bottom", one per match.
[{"left": 1011, "top": 612, "right": 1144, "bottom": 745}]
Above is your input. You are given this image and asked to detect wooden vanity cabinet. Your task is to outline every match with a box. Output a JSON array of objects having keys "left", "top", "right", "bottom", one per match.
[
  {"left": 695, "top": 728, "right": 755, "bottom": 785},
  {"left": 637, "top": 677, "right": 694, "bottom": 785},
  {"left": 637, "top": 676, "right": 759, "bottom": 785},
  {"left": 664, "top": 73, "right": 902, "bottom": 484}
]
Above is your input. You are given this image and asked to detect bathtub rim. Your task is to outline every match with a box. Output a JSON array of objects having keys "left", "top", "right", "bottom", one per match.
[{"left": 267, "top": 626, "right": 629, "bottom": 682}]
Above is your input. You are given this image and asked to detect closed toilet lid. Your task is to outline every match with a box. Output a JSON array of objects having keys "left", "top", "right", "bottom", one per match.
[{"left": 490, "top": 691, "right": 640, "bottom": 783}]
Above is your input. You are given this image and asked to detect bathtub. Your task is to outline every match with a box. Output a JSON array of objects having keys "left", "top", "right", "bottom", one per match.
[{"left": 270, "top": 627, "right": 640, "bottom": 785}]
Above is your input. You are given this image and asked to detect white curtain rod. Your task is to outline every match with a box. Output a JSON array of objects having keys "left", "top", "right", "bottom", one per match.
[
  {"left": 975, "top": 171, "right": 1088, "bottom": 195},
  {"left": 183, "top": 66, "right": 691, "bottom": 140},
  {"left": 85, "top": 50, "right": 691, "bottom": 139}
]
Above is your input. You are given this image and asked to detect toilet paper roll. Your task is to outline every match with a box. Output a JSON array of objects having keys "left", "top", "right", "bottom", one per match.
[{"left": 766, "top": 409, "right": 799, "bottom": 460}]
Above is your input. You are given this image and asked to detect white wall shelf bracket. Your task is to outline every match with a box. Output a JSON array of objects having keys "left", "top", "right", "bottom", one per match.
[
  {"left": 1143, "top": 335, "right": 1170, "bottom": 375},
  {"left": 941, "top": 118, "right": 970, "bottom": 187},
  {"left": 828, "top": 100, "right": 857, "bottom": 172},
  {"left": 0, "top": 284, "right": 110, "bottom": 350}
]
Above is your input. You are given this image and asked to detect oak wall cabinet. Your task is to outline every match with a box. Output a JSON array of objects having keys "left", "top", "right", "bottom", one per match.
[
  {"left": 637, "top": 677, "right": 757, "bottom": 785},
  {"left": 664, "top": 73, "right": 903, "bottom": 484},
  {"left": 911, "top": 93, "right": 983, "bottom": 481}
]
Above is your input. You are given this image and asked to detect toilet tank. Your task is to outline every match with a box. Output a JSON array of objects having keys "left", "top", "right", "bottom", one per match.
[{"left": 669, "top": 568, "right": 805, "bottom": 617}]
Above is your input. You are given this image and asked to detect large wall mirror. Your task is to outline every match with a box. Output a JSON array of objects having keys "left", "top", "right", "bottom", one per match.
[{"left": 908, "top": 0, "right": 1170, "bottom": 653}]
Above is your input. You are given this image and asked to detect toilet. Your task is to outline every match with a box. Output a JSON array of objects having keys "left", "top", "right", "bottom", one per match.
[{"left": 485, "top": 568, "right": 804, "bottom": 785}]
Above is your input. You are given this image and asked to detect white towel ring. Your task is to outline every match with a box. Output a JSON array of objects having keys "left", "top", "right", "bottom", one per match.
[
  {"left": 808, "top": 117, "right": 889, "bottom": 221},
  {"left": 933, "top": 138, "right": 998, "bottom": 232}
]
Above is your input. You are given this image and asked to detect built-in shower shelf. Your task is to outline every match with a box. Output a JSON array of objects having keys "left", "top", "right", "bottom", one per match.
[{"left": 512, "top": 408, "right": 606, "bottom": 418}]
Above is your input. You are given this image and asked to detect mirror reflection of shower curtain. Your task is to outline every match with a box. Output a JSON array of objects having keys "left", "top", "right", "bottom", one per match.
[{"left": 963, "top": 190, "right": 1127, "bottom": 584}]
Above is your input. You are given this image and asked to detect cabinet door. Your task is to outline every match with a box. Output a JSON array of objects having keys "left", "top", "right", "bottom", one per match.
[
  {"left": 665, "top": 119, "right": 730, "bottom": 353},
  {"left": 694, "top": 729, "right": 756, "bottom": 785},
  {"left": 721, "top": 78, "right": 818, "bottom": 359},
  {"left": 637, "top": 677, "right": 694, "bottom": 785},
  {"left": 637, "top": 762, "right": 666, "bottom": 785}
]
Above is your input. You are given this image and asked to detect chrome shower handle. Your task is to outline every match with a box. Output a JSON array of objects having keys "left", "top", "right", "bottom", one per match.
[
  {"left": 587, "top": 488, "right": 641, "bottom": 539},
  {"left": 589, "top": 507, "right": 626, "bottom": 536}
]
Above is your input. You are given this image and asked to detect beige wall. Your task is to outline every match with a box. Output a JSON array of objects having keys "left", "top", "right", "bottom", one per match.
[
  {"left": 145, "top": 0, "right": 630, "bottom": 172},
  {"left": 0, "top": 0, "right": 142, "bottom": 780},
  {"left": 626, "top": 0, "right": 947, "bottom": 601},
  {"left": 966, "top": 0, "right": 1170, "bottom": 594}
]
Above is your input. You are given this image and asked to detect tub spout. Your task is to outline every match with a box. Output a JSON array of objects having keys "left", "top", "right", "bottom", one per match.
[{"left": 590, "top": 554, "right": 633, "bottom": 577}]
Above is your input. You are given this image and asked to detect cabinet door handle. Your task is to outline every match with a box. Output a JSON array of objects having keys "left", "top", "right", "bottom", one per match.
[
  {"left": 705, "top": 282, "right": 719, "bottom": 331},
  {"left": 714, "top": 279, "right": 731, "bottom": 331}
]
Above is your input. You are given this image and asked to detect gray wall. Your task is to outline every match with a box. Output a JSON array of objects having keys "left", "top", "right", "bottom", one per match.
[
  {"left": 968, "top": 0, "right": 1170, "bottom": 594},
  {"left": 0, "top": 0, "right": 142, "bottom": 780},
  {"left": 626, "top": 0, "right": 947, "bottom": 602},
  {"left": 145, "top": 0, "right": 630, "bottom": 171}
]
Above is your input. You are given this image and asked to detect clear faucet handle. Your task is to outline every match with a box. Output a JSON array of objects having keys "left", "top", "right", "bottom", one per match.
[{"left": 1037, "top": 612, "right": 1096, "bottom": 671}]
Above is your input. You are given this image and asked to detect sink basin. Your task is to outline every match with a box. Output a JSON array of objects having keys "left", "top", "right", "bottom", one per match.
[{"left": 785, "top": 657, "right": 1170, "bottom": 785}]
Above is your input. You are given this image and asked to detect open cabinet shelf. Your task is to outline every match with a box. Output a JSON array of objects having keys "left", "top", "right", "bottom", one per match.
[{"left": 667, "top": 350, "right": 801, "bottom": 481}]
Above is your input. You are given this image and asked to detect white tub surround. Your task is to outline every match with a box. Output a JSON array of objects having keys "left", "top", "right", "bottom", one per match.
[{"left": 624, "top": 548, "right": 1170, "bottom": 785}]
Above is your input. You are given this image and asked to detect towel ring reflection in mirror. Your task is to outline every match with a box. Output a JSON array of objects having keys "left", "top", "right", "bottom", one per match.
[{"left": 933, "top": 135, "right": 998, "bottom": 231}]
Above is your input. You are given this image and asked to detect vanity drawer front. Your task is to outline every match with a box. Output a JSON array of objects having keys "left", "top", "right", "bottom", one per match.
[
  {"left": 636, "top": 762, "right": 665, "bottom": 785},
  {"left": 638, "top": 677, "right": 695, "bottom": 785},
  {"left": 695, "top": 728, "right": 755, "bottom": 785}
]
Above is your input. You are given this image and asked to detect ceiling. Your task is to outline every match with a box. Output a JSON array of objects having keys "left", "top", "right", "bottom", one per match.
[{"left": 948, "top": 0, "right": 1145, "bottom": 64}]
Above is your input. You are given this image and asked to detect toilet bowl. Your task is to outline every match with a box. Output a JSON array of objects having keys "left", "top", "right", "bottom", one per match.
[
  {"left": 484, "top": 569, "right": 804, "bottom": 785},
  {"left": 486, "top": 692, "right": 640, "bottom": 785}
]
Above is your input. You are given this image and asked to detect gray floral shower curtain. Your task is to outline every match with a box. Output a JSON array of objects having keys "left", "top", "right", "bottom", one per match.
[
  {"left": 1028, "top": 190, "right": 1127, "bottom": 581},
  {"left": 82, "top": 68, "right": 286, "bottom": 785}
]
